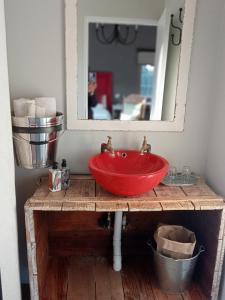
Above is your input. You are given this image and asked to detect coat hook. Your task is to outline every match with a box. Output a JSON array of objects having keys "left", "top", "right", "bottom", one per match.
[
  {"left": 179, "top": 8, "right": 183, "bottom": 24},
  {"left": 170, "top": 11, "right": 182, "bottom": 46}
]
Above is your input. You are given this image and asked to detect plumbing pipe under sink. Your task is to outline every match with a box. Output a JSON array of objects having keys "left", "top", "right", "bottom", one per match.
[{"left": 113, "top": 211, "right": 123, "bottom": 271}]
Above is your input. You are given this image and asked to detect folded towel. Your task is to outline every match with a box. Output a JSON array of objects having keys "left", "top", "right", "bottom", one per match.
[
  {"left": 13, "top": 98, "right": 35, "bottom": 117},
  {"left": 35, "top": 97, "right": 56, "bottom": 117},
  {"left": 26, "top": 102, "right": 36, "bottom": 117},
  {"left": 13, "top": 97, "right": 57, "bottom": 118},
  {"left": 35, "top": 105, "right": 46, "bottom": 117}
]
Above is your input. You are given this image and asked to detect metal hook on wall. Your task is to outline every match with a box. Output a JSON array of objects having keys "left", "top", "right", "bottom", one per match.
[
  {"left": 170, "top": 8, "right": 183, "bottom": 46},
  {"left": 179, "top": 8, "right": 183, "bottom": 24}
]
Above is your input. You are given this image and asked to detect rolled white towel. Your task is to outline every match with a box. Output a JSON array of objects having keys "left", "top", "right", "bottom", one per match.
[
  {"left": 35, "top": 97, "right": 56, "bottom": 117},
  {"left": 26, "top": 102, "right": 36, "bottom": 117},
  {"left": 36, "top": 105, "right": 46, "bottom": 117},
  {"left": 13, "top": 98, "right": 35, "bottom": 117}
]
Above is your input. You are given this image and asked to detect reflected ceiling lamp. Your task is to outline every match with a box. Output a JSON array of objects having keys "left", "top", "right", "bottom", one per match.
[{"left": 95, "top": 24, "right": 138, "bottom": 45}]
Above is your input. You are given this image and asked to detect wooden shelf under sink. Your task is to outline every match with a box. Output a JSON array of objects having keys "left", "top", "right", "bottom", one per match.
[{"left": 42, "top": 255, "right": 206, "bottom": 300}]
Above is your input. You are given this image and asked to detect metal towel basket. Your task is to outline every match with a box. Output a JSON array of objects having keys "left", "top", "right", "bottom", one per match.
[{"left": 12, "top": 112, "right": 64, "bottom": 169}]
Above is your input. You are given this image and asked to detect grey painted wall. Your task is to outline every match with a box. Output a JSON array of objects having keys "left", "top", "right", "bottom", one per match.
[
  {"left": 204, "top": 1, "right": 225, "bottom": 298},
  {"left": 4, "top": 0, "right": 223, "bottom": 285}
]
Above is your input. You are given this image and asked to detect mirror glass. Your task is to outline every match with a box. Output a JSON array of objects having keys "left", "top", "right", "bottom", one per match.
[{"left": 77, "top": 0, "right": 185, "bottom": 121}]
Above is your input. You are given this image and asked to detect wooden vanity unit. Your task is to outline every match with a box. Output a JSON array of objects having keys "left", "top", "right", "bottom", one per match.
[{"left": 25, "top": 175, "right": 225, "bottom": 300}]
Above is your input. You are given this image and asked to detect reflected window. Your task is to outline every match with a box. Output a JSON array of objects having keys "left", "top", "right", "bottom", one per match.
[{"left": 140, "top": 64, "right": 155, "bottom": 98}]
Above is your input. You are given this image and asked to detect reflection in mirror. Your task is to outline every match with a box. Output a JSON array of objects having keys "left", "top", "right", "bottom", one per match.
[
  {"left": 77, "top": 0, "right": 185, "bottom": 121},
  {"left": 88, "top": 24, "right": 156, "bottom": 121},
  {"left": 66, "top": 0, "right": 196, "bottom": 130}
]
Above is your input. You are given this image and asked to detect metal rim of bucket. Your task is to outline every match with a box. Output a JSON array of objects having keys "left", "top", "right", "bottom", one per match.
[
  {"left": 147, "top": 240, "right": 205, "bottom": 261},
  {"left": 12, "top": 112, "right": 64, "bottom": 128},
  {"left": 12, "top": 112, "right": 64, "bottom": 145},
  {"left": 13, "top": 130, "right": 64, "bottom": 145}
]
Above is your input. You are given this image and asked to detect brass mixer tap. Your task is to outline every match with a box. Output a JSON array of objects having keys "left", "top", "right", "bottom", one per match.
[
  {"left": 140, "top": 136, "right": 151, "bottom": 155},
  {"left": 101, "top": 136, "right": 115, "bottom": 156}
]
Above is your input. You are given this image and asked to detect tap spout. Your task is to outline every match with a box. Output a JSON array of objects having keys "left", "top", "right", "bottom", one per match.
[
  {"left": 140, "top": 136, "right": 151, "bottom": 155},
  {"left": 101, "top": 136, "right": 115, "bottom": 156}
]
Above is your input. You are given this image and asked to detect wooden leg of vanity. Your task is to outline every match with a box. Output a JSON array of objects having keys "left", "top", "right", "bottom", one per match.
[
  {"left": 25, "top": 206, "right": 39, "bottom": 300},
  {"left": 25, "top": 205, "right": 49, "bottom": 300}
]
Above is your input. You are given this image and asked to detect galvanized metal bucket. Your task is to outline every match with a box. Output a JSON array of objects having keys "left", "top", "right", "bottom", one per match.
[
  {"left": 147, "top": 241, "right": 205, "bottom": 293},
  {"left": 12, "top": 112, "right": 64, "bottom": 169}
]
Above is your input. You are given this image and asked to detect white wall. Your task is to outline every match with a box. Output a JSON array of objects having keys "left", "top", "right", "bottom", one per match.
[
  {"left": 4, "top": 0, "right": 222, "bottom": 284},
  {"left": 0, "top": 0, "right": 21, "bottom": 298},
  {"left": 204, "top": 0, "right": 225, "bottom": 298}
]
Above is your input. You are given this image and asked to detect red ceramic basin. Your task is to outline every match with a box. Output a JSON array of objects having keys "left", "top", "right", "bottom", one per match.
[{"left": 89, "top": 150, "right": 169, "bottom": 196}]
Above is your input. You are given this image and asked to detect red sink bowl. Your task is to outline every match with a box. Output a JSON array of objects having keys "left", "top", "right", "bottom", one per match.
[{"left": 88, "top": 150, "right": 169, "bottom": 196}]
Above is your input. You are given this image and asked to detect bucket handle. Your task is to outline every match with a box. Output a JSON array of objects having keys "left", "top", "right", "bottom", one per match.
[{"left": 13, "top": 130, "right": 64, "bottom": 145}]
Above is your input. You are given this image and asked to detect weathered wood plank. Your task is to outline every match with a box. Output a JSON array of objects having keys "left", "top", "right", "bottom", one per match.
[
  {"left": 182, "top": 183, "right": 217, "bottom": 197},
  {"left": 154, "top": 185, "right": 186, "bottom": 197},
  {"left": 33, "top": 212, "right": 49, "bottom": 298},
  {"left": 62, "top": 201, "right": 95, "bottom": 211},
  {"left": 108, "top": 264, "right": 125, "bottom": 300},
  {"left": 65, "top": 179, "right": 95, "bottom": 198},
  {"left": 25, "top": 207, "right": 35, "bottom": 243},
  {"left": 96, "top": 202, "right": 129, "bottom": 211},
  {"left": 95, "top": 257, "right": 124, "bottom": 300},
  {"left": 213, "top": 209, "right": 225, "bottom": 299},
  {"left": 121, "top": 257, "right": 155, "bottom": 300},
  {"left": 27, "top": 242, "right": 37, "bottom": 275},
  {"left": 191, "top": 199, "right": 224, "bottom": 210},
  {"left": 30, "top": 202, "right": 63, "bottom": 211},
  {"left": 182, "top": 283, "right": 207, "bottom": 299},
  {"left": 94, "top": 257, "right": 112, "bottom": 300},
  {"left": 96, "top": 184, "right": 156, "bottom": 198},
  {"left": 31, "top": 188, "right": 65, "bottom": 202},
  {"left": 67, "top": 256, "right": 95, "bottom": 300},
  {"left": 27, "top": 174, "right": 224, "bottom": 213},
  {"left": 42, "top": 258, "right": 68, "bottom": 300},
  {"left": 219, "top": 209, "right": 225, "bottom": 239},
  {"left": 96, "top": 184, "right": 117, "bottom": 197},
  {"left": 161, "top": 201, "right": 194, "bottom": 211},
  {"left": 145, "top": 271, "right": 167, "bottom": 300},
  {"left": 25, "top": 208, "right": 39, "bottom": 300},
  {"left": 128, "top": 201, "right": 162, "bottom": 211},
  {"left": 32, "top": 184, "right": 49, "bottom": 200},
  {"left": 32, "top": 275, "right": 39, "bottom": 300}
]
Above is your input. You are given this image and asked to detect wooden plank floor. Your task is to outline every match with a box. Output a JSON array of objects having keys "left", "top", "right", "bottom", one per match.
[{"left": 42, "top": 256, "right": 207, "bottom": 300}]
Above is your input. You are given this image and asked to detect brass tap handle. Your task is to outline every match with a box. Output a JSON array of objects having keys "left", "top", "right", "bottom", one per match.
[
  {"left": 142, "top": 136, "right": 147, "bottom": 147},
  {"left": 101, "top": 136, "right": 115, "bottom": 155},
  {"left": 107, "top": 136, "right": 112, "bottom": 145},
  {"left": 140, "top": 136, "right": 151, "bottom": 155}
]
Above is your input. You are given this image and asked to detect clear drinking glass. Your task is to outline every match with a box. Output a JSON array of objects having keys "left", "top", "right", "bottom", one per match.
[
  {"left": 182, "top": 166, "right": 191, "bottom": 183},
  {"left": 168, "top": 166, "right": 177, "bottom": 183}
]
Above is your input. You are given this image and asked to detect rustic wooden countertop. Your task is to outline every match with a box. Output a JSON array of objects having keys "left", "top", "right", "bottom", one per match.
[{"left": 25, "top": 175, "right": 225, "bottom": 212}]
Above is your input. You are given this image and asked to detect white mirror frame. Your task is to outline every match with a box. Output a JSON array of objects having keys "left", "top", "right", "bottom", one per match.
[{"left": 65, "top": 0, "right": 196, "bottom": 131}]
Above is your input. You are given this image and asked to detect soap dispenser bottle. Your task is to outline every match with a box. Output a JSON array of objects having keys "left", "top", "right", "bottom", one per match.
[
  {"left": 61, "top": 159, "right": 70, "bottom": 189},
  {"left": 48, "top": 162, "right": 62, "bottom": 192}
]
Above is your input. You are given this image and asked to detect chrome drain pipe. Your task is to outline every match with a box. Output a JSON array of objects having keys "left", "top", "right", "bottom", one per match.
[{"left": 113, "top": 211, "right": 123, "bottom": 271}]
